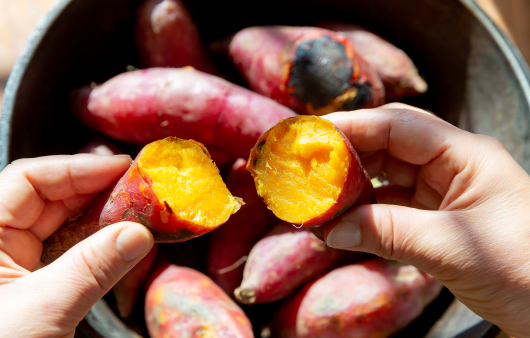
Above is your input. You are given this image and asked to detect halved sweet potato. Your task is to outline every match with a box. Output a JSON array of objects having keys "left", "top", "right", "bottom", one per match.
[
  {"left": 42, "top": 137, "right": 241, "bottom": 264},
  {"left": 247, "top": 116, "right": 374, "bottom": 227}
]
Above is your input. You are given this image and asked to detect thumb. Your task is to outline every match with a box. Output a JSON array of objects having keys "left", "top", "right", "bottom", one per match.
[
  {"left": 28, "top": 221, "right": 154, "bottom": 327},
  {"left": 325, "top": 204, "right": 451, "bottom": 274}
]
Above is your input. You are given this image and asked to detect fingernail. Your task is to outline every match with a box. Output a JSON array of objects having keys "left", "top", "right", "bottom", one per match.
[
  {"left": 326, "top": 220, "right": 361, "bottom": 248},
  {"left": 116, "top": 227, "right": 152, "bottom": 261},
  {"left": 113, "top": 154, "right": 131, "bottom": 159}
]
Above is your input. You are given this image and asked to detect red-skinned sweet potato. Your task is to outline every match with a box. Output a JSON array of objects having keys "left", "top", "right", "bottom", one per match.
[
  {"left": 135, "top": 0, "right": 216, "bottom": 73},
  {"left": 229, "top": 26, "right": 384, "bottom": 115},
  {"left": 317, "top": 21, "right": 427, "bottom": 100},
  {"left": 247, "top": 115, "right": 375, "bottom": 227},
  {"left": 234, "top": 222, "right": 340, "bottom": 305},
  {"left": 112, "top": 243, "right": 159, "bottom": 319},
  {"left": 270, "top": 259, "right": 443, "bottom": 338},
  {"left": 207, "top": 159, "right": 277, "bottom": 296},
  {"left": 72, "top": 68, "right": 296, "bottom": 160},
  {"left": 145, "top": 264, "right": 253, "bottom": 338},
  {"left": 42, "top": 137, "right": 242, "bottom": 264}
]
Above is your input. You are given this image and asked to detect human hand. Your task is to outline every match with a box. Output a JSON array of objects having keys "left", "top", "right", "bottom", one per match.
[
  {"left": 0, "top": 154, "right": 154, "bottom": 338},
  {"left": 323, "top": 104, "right": 530, "bottom": 337}
]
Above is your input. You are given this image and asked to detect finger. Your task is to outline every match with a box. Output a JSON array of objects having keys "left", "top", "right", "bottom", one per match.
[
  {"left": 0, "top": 227, "right": 42, "bottom": 271},
  {"left": 323, "top": 107, "right": 468, "bottom": 166},
  {"left": 324, "top": 204, "right": 454, "bottom": 274},
  {"left": 23, "top": 222, "right": 153, "bottom": 330},
  {"left": 380, "top": 102, "right": 436, "bottom": 115},
  {"left": 30, "top": 194, "right": 98, "bottom": 241},
  {"left": 0, "top": 154, "right": 131, "bottom": 229}
]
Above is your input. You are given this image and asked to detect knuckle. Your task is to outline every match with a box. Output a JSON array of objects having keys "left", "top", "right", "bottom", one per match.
[{"left": 374, "top": 207, "right": 403, "bottom": 261}]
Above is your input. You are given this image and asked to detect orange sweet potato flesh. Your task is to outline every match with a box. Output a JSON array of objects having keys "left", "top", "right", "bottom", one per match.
[
  {"left": 42, "top": 137, "right": 241, "bottom": 264},
  {"left": 247, "top": 116, "right": 374, "bottom": 227}
]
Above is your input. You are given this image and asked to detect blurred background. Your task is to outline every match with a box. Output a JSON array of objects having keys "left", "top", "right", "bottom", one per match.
[{"left": 0, "top": 0, "right": 524, "bottom": 337}]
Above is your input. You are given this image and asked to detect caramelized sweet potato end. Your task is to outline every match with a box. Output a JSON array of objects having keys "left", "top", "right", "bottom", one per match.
[
  {"left": 138, "top": 137, "right": 241, "bottom": 228},
  {"left": 248, "top": 116, "right": 352, "bottom": 224}
]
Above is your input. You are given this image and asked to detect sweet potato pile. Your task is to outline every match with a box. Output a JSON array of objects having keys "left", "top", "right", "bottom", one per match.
[{"left": 43, "top": 0, "right": 440, "bottom": 336}]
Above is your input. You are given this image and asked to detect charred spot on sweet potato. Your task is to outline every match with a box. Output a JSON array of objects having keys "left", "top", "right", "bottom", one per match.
[
  {"left": 342, "top": 82, "right": 373, "bottom": 111},
  {"left": 247, "top": 116, "right": 352, "bottom": 224},
  {"left": 288, "top": 36, "right": 354, "bottom": 109},
  {"left": 138, "top": 137, "right": 241, "bottom": 228}
]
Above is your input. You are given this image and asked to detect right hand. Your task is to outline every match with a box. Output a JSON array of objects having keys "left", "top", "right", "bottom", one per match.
[{"left": 323, "top": 104, "right": 530, "bottom": 337}]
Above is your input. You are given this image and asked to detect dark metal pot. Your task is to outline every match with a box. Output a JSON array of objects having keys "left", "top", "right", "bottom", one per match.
[{"left": 1, "top": 0, "right": 527, "bottom": 336}]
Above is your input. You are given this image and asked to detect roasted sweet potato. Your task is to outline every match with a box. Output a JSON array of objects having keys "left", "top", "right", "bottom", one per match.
[
  {"left": 247, "top": 116, "right": 374, "bottom": 227},
  {"left": 207, "top": 159, "right": 277, "bottom": 296},
  {"left": 317, "top": 21, "right": 427, "bottom": 100},
  {"left": 72, "top": 68, "right": 296, "bottom": 160},
  {"left": 42, "top": 137, "right": 242, "bottom": 264},
  {"left": 235, "top": 222, "right": 340, "bottom": 305},
  {"left": 135, "top": 0, "right": 216, "bottom": 73},
  {"left": 145, "top": 264, "right": 253, "bottom": 338},
  {"left": 112, "top": 243, "right": 158, "bottom": 319},
  {"left": 229, "top": 26, "right": 384, "bottom": 115},
  {"left": 270, "top": 259, "right": 443, "bottom": 338}
]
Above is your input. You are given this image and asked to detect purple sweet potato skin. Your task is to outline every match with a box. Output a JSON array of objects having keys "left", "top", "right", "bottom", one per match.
[
  {"left": 135, "top": 0, "right": 216, "bottom": 73},
  {"left": 112, "top": 243, "right": 159, "bottom": 319},
  {"left": 318, "top": 21, "right": 427, "bottom": 100},
  {"left": 234, "top": 222, "right": 341, "bottom": 304},
  {"left": 207, "top": 159, "right": 277, "bottom": 296},
  {"left": 72, "top": 68, "right": 296, "bottom": 160},
  {"left": 270, "top": 259, "right": 443, "bottom": 338},
  {"left": 145, "top": 265, "right": 253, "bottom": 338}
]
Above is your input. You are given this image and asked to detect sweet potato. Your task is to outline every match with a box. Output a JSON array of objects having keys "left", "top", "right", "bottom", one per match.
[
  {"left": 135, "top": 0, "right": 216, "bottom": 73},
  {"left": 269, "top": 259, "right": 443, "bottom": 338},
  {"left": 112, "top": 243, "right": 158, "bottom": 319},
  {"left": 207, "top": 159, "right": 277, "bottom": 296},
  {"left": 317, "top": 21, "right": 427, "bottom": 100},
  {"left": 145, "top": 264, "right": 253, "bottom": 338},
  {"left": 72, "top": 68, "right": 296, "bottom": 160},
  {"left": 247, "top": 115, "right": 375, "bottom": 227},
  {"left": 42, "top": 137, "right": 242, "bottom": 264},
  {"left": 228, "top": 26, "right": 384, "bottom": 115},
  {"left": 234, "top": 222, "right": 340, "bottom": 305}
]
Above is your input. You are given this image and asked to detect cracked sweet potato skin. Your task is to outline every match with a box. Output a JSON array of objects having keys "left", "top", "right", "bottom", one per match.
[
  {"left": 270, "top": 259, "right": 443, "bottom": 338},
  {"left": 72, "top": 68, "right": 296, "bottom": 160},
  {"left": 229, "top": 26, "right": 384, "bottom": 115},
  {"left": 235, "top": 222, "right": 340, "bottom": 305},
  {"left": 145, "top": 265, "right": 253, "bottom": 338},
  {"left": 42, "top": 138, "right": 225, "bottom": 264},
  {"left": 207, "top": 159, "right": 277, "bottom": 296},
  {"left": 246, "top": 117, "right": 375, "bottom": 227},
  {"left": 135, "top": 0, "right": 216, "bottom": 73},
  {"left": 317, "top": 21, "right": 427, "bottom": 100}
]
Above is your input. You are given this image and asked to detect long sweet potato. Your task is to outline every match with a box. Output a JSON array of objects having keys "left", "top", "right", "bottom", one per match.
[
  {"left": 112, "top": 243, "right": 158, "bottom": 319},
  {"left": 247, "top": 115, "right": 375, "bottom": 227},
  {"left": 135, "top": 0, "right": 216, "bottom": 73},
  {"left": 72, "top": 68, "right": 296, "bottom": 160},
  {"left": 145, "top": 264, "right": 253, "bottom": 338},
  {"left": 269, "top": 259, "right": 443, "bottom": 338},
  {"left": 317, "top": 21, "right": 427, "bottom": 100},
  {"left": 42, "top": 137, "right": 242, "bottom": 264},
  {"left": 229, "top": 26, "right": 384, "bottom": 115},
  {"left": 207, "top": 159, "right": 277, "bottom": 296},
  {"left": 234, "top": 222, "right": 340, "bottom": 305}
]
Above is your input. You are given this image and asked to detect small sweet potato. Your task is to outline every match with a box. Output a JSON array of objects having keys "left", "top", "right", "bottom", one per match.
[
  {"left": 207, "top": 159, "right": 277, "bottom": 297},
  {"left": 112, "top": 243, "right": 158, "bottom": 319},
  {"left": 42, "top": 137, "right": 242, "bottom": 264},
  {"left": 247, "top": 115, "right": 374, "bottom": 227},
  {"left": 270, "top": 259, "right": 443, "bottom": 338},
  {"left": 72, "top": 68, "right": 296, "bottom": 160},
  {"left": 229, "top": 26, "right": 384, "bottom": 115},
  {"left": 234, "top": 222, "right": 340, "bottom": 305},
  {"left": 135, "top": 0, "right": 216, "bottom": 73},
  {"left": 145, "top": 264, "right": 253, "bottom": 338},
  {"left": 317, "top": 21, "right": 427, "bottom": 100}
]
